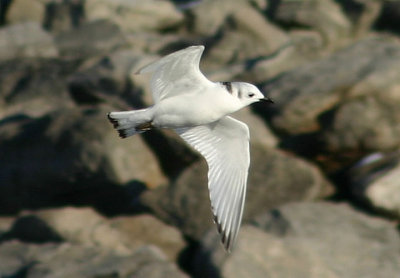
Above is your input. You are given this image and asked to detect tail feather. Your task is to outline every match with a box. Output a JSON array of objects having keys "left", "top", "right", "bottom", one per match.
[{"left": 107, "top": 109, "right": 153, "bottom": 138}]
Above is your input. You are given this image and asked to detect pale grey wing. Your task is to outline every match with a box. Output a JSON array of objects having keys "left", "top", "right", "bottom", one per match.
[
  {"left": 137, "top": 45, "right": 211, "bottom": 103},
  {"left": 175, "top": 116, "right": 250, "bottom": 251}
]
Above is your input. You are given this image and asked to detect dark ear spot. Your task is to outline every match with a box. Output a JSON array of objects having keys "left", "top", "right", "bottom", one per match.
[{"left": 223, "top": 82, "right": 232, "bottom": 94}]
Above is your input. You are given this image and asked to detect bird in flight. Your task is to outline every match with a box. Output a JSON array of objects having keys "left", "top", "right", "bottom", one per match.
[{"left": 107, "top": 45, "right": 272, "bottom": 251}]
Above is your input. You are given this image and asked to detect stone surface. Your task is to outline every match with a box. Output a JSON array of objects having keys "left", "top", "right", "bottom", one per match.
[
  {"left": 0, "top": 58, "right": 77, "bottom": 119},
  {"left": 348, "top": 151, "right": 400, "bottom": 218},
  {"left": 110, "top": 214, "right": 186, "bottom": 261},
  {"left": 336, "top": 0, "right": 382, "bottom": 37},
  {"left": 195, "top": 202, "right": 400, "bottom": 278},
  {"left": 5, "top": 0, "right": 46, "bottom": 24},
  {"left": 322, "top": 95, "right": 400, "bottom": 152},
  {"left": 0, "top": 241, "right": 189, "bottom": 278},
  {"left": 4, "top": 207, "right": 185, "bottom": 260},
  {"left": 187, "top": 0, "right": 244, "bottom": 36},
  {"left": 0, "top": 22, "right": 58, "bottom": 61},
  {"left": 55, "top": 20, "right": 128, "bottom": 58},
  {"left": 194, "top": 0, "right": 289, "bottom": 68},
  {"left": 365, "top": 165, "right": 400, "bottom": 218},
  {"left": 269, "top": 0, "right": 352, "bottom": 46},
  {"left": 141, "top": 146, "right": 332, "bottom": 241},
  {"left": 261, "top": 37, "right": 400, "bottom": 137},
  {"left": 0, "top": 106, "right": 168, "bottom": 213},
  {"left": 84, "top": 0, "right": 184, "bottom": 33}
]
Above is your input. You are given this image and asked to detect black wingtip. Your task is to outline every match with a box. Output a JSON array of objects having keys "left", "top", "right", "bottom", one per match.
[
  {"left": 213, "top": 214, "right": 232, "bottom": 252},
  {"left": 117, "top": 129, "right": 128, "bottom": 138}
]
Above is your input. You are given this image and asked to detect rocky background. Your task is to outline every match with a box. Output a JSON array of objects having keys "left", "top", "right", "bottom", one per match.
[{"left": 0, "top": 0, "right": 400, "bottom": 277}]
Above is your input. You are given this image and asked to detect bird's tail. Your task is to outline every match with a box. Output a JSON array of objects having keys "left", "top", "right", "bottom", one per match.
[{"left": 107, "top": 109, "right": 153, "bottom": 138}]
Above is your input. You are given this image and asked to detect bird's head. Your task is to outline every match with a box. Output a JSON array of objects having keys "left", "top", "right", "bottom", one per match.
[{"left": 228, "top": 82, "right": 273, "bottom": 107}]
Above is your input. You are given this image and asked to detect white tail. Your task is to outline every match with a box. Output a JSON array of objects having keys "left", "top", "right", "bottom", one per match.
[{"left": 107, "top": 109, "right": 153, "bottom": 138}]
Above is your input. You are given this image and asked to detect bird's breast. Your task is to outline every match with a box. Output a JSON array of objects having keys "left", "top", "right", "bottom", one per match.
[{"left": 153, "top": 92, "right": 240, "bottom": 128}]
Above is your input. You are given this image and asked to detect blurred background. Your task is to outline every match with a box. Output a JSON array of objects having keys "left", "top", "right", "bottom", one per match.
[{"left": 0, "top": 0, "right": 400, "bottom": 277}]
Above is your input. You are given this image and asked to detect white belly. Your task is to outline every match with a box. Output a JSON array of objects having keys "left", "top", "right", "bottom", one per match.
[{"left": 152, "top": 91, "right": 240, "bottom": 128}]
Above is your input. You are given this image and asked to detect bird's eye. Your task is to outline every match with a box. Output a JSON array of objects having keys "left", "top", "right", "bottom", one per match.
[{"left": 248, "top": 93, "right": 255, "bottom": 97}]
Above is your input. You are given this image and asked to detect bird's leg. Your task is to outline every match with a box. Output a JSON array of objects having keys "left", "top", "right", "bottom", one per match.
[{"left": 136, "top": 121, "right": 154, "bottom": 131}]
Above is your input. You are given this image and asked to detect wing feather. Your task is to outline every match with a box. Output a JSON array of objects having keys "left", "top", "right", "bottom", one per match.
[
  {"left": 137, "top": 45, "right": 211, "bottom": 103},
  {"left": 175, "top": 116, "right": 250, "bottom": 251}
]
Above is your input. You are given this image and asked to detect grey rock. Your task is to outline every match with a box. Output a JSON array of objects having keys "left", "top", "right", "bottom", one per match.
[
  {"left": 0, "top": 241, "right": 189, "bottom": 278},
  {"left": 269, "top": 0, "right": 352, "bottom": 46},
  {"left": 0, "top": 22, "right": 58, "bottom": 61},
  {"left": 261, "top": 37, "right": 400, "bottom": 137},
  {"left": 84, "top": 0, "right": 184, "bottom": 33},
  {"left": 0, "top": 106, "right": 167, "bottom": 213},
  {"left": 232, "top": 108, "right": 278, "bottom": 149},
  {"left": 0, "top": 217, "right": 14, "bottom": 238},
  {"left": 0, "top": 58, "right": 78, "bottom": 119},
  {"left": 245, "top": 147, "right": 333, "bottom": 219},
  {"left": 336, "top": 0, "right": 383, "bottom": 37},
  {"left": 5, "top": 0, "right": 46, "bottom": 24},
  {"left": 186, "top": 0, "right": 246, "bottom": 36},
  {"left": 322, "top": 95, "right": 400, "bottom": 152},
  {"left": 55, "top": 20, "right": 128, "bottom": 58},
  {"left": 363, "top": 165, "right": 400, "bottom": 219},
  {"left": 196, "top": 202, "right": 400, "bottom": 278},
  {"left": 141, "top": 145, "right": 332, "bottom": 241},
  {"left": 4, "top": 207, "right": 185, "bottom": 260},
  {"left": 67, "top": 50, "right": 144, "bottom": 107},
  {"left": 239, "top": 35, "right": 321, "bottom": 84},
  {"left": 199, "top": 1, "right": 290, "bottom": 68},
  {"left": 110, "top": 214, "right": 186, "bottom": 261},
  {"left": 348, "top": 151, "right": 400, "bottom": 219}
]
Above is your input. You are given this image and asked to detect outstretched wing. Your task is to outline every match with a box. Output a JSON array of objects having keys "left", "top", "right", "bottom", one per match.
[
  {"left": 175, "top": 116, "right": 250, "bottom": 251},
  {"left": 137, "top": 45, "right": 211, "bottom": 103}
]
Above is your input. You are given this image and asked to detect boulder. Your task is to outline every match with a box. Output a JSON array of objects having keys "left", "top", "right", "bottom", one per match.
[
  {"left": 195, "top": 202, "right": 400, "bottom": 278},
  {"left": 55, "top": 20, "right": 128, "bottom": 58},
  {"left": 260, "top": 37, "right": 400, "bottom": 138},
  {"left": 348, "top": 151, "right": 400, "bottom": 219},
  {"left": 0, "top": 106, "right": 168, "bottom": 213},
  {"left": 335, "top": 0, "right": 382, "bottom": 37},
  {"left": 141, "top": 145, "right": 332, "bottom": 241},
  {"left": 0, "top": 22, "right": 58, "bottom": 61},
  {"left": 322, "top": 95, "right": 400, "bottom": 152},
  {"left": 5, "top": 0, "right": 46, "bottom": 24},
  {"left": 4, "top": 207, "right": 185, "bottom": 260},
  {"left": 238, "top": 35, "right": 321, "bottom": 84},
  {"left": 0, "top": 217, "right": 14, "bottom": 239},
  {"left": 0, "top": 241, "right": 189, "bottom": 278},
  {"left": 0, "top": 58, "right": 78, "bottom": 119},
  {"left": 196, "top": 1, "right": 290, "bottom": 68},
  {"left": 185, "top": 0, "right": 246, "bottom": 36},
  {"left": 362, "top": 162, "right": 400, "bottom": 219},
  {"left": 110, "top": 214, "right": 186, "bottom": 261},
  {"left": 232, "top": 107, "right": 278, "bottom": 149},
  {"left": 268, "top": 0, "right": 352, "bottom": 46},
  {"left": 84, "top": 0, "right": 184, "bottom": 33}
]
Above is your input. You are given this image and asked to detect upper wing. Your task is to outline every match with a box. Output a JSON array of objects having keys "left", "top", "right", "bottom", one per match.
[
  {"left": 175, "top": 116, "right": 250, "bottom": 251},
  {"left": 137, "top": 45, "right": 211, "bottom": 103}
]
